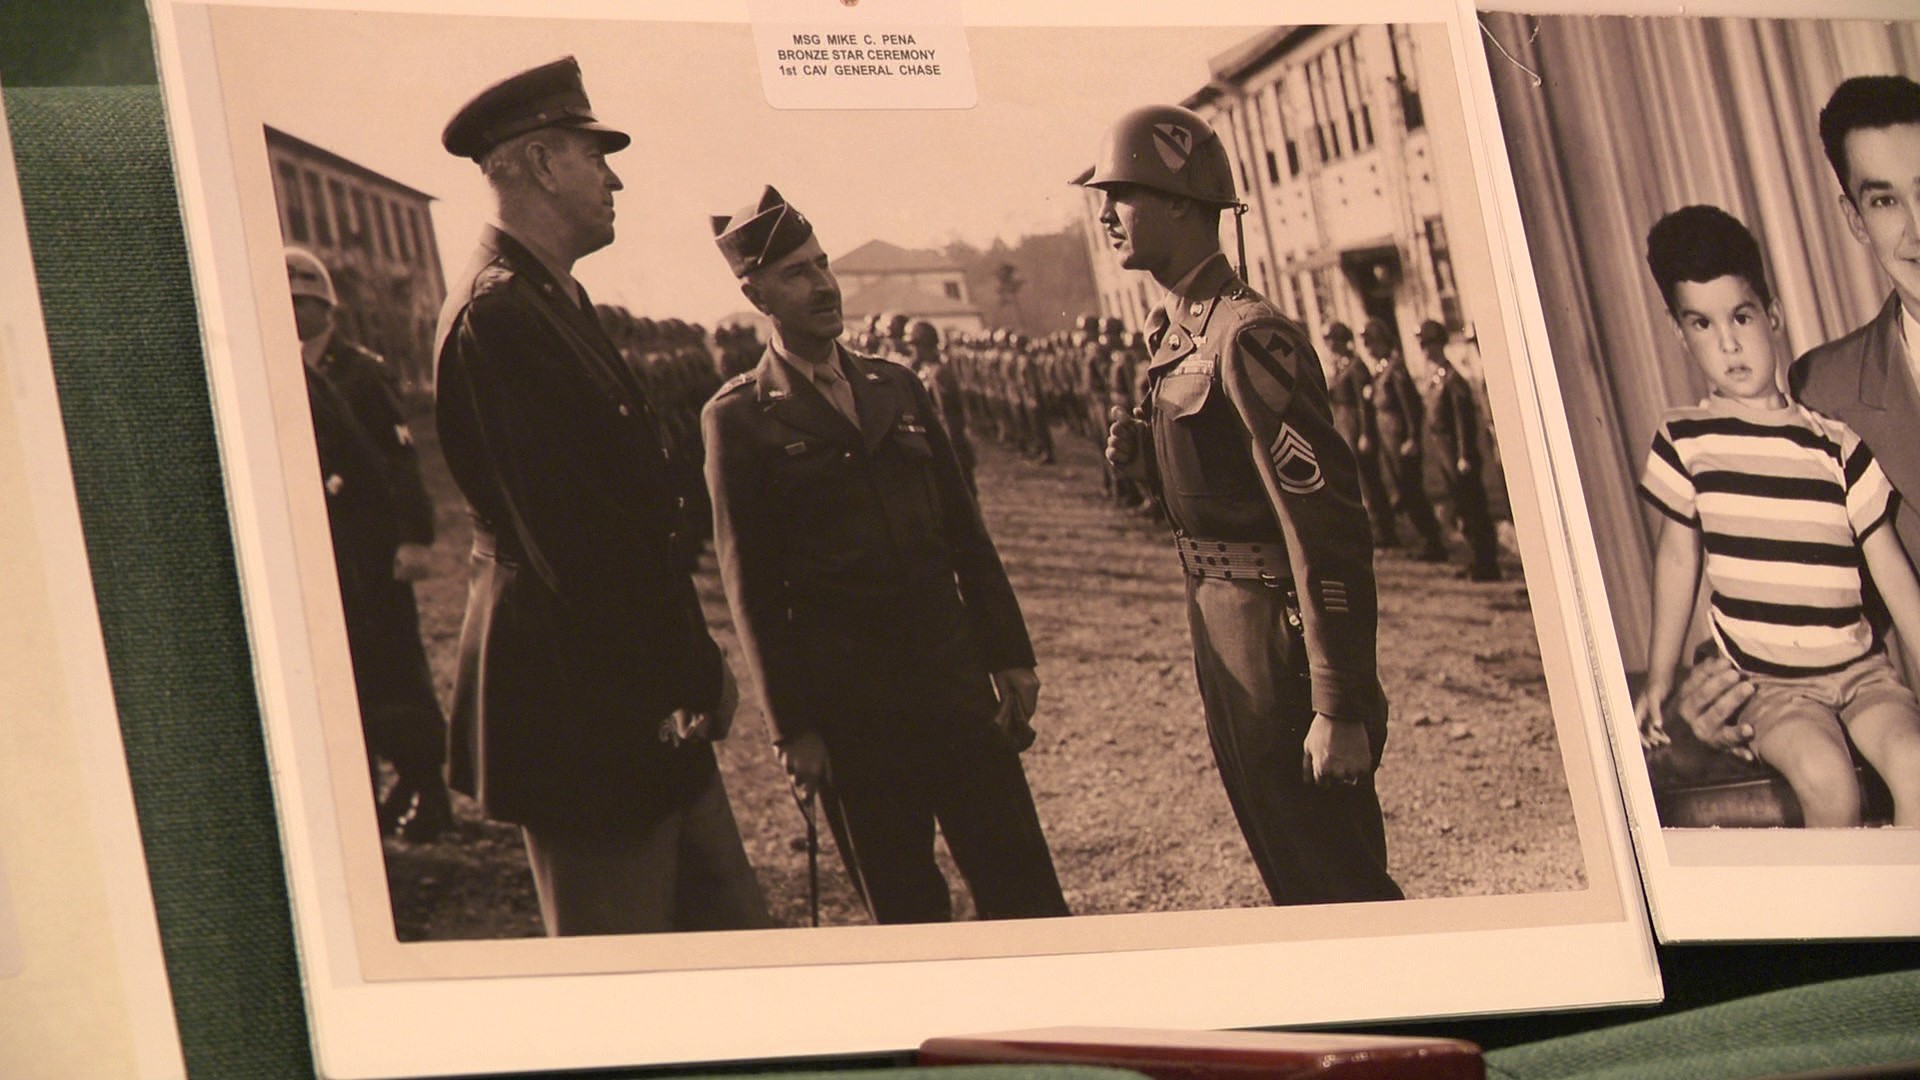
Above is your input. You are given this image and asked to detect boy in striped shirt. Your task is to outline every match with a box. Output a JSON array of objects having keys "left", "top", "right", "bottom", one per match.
[{"left": 1636, "top": 205, "right": 1920, "bottom": 827}]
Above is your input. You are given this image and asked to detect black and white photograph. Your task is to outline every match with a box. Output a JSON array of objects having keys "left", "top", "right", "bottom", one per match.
[
  {"left": 150, "top": 0, "right": 1656, "bottom": 1073},
  {"left": 1476, "top": 3, "right": 1920, "bottom": 941}
]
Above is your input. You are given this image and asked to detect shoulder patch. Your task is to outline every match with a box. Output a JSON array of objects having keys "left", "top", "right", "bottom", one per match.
[
  {"left": 1230, "top": 322, "right": 1302, "bottom": 414},
  {"left": 471, "top": 261, "right": 515, "bottom": 297}
]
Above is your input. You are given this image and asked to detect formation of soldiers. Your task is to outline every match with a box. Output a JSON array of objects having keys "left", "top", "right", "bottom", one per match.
[{"left": 593, "top": 307, "right": 761, "bottom": 562}]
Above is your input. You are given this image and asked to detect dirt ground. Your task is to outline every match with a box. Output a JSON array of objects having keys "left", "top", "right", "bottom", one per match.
[{"left": 382, "top": 413, "right": 1584, "bottom": 939}]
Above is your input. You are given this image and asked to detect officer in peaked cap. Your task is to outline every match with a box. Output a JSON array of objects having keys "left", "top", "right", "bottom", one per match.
[
  {"left": 703, "top": 185, "right": 1067, "bottom": 926},
  {"left": 442, "top": 56, "right": 630, "bottom": 161},
  {"left": 1095, "top": 104, "right": 1402, "bottom": 906},
  {"left": 432, "top": 57, "right": 769, "bottom": 936},
  {"left": 287, "top": 246, "right": 452, "bottom": 844}
]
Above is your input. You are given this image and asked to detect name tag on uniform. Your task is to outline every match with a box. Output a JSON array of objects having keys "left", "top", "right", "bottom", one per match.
[
  {"left": 784, "top": 441, "right": 809, "bottom": 456},
  {"left": 1174, "top": 358, "right": 1216, "bottom": 378}
]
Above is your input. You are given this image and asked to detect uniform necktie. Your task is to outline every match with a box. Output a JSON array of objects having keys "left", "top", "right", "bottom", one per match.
[{"left": 812, "top": 361, "right": 861, "bottom": 431}]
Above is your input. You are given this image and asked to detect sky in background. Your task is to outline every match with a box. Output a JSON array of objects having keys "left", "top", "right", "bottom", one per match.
[{"left": 209, "top": 6, "right": 1262, "bottom": 324}]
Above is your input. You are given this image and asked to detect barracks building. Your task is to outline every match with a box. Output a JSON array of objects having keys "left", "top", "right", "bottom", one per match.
[
  {"left": 265, "top": 125, "right": 446, "bottom": 393},
  {"left": 1076, "top": 24, "right": 1467, "bottom": 380}
]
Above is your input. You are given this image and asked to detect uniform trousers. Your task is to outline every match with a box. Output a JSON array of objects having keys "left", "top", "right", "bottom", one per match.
[
  {"left": 1442, "top": 465, "right": 1502, "bottom": 578},
  {"left": 1353, "top": 446, "right": 1398, "bottom": 547},
  {"left": 520, "top": 770, "right": 772, "bottom": 936},
  {"left": 1384, "top": 448, "right": 1446, "bottom": 556},
  {"left": 820, "top": 717, "right": 1068, "bottom": 925},
  {"left": 1184, "top": 575, "right": 1404, "bottom": 905}
]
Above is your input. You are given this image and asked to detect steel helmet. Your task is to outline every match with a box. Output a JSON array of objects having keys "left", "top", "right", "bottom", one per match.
[
  {"left": 1085, "top": 104, "right": 1238, "bottom": 207},
  {"left": 285, "top": 246, "right": 336, "bottom": 306}
]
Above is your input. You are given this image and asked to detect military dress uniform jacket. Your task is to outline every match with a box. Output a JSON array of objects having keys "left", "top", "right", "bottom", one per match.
[
  {"left": 434, "top": 226, "right": 723, "bottom": 832},
  {"left": 1792, "top": 294, "right": 1920, "bottom": 564},
  {"left": 1145, "top": 254, "right": 1382, "bottom": 721},
  {"left": 702, "top": 345, "right": 1034, "bottom": 755},
  {"left": 1425, "top": 366, "right": 1483, "bottom": 472}
]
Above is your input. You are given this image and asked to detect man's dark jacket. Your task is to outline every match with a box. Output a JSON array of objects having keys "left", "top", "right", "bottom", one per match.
[{"left": 433, "top": 226, "right": 722, "bottom": 831}]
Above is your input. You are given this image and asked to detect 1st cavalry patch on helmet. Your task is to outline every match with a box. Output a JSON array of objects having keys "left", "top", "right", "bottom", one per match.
[
  {"left": 1152, "top": 122, "right": 1195, "bottom": 171},
  {"left": 1270, "top": 423, "right": 1325, "bottom": 495}
]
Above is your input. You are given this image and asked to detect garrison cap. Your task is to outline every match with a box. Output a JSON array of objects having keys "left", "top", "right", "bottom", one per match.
[
  {"left": 711, "top": 186, "right": 814, "bottom": 278},
  {"left": 1324, "top": 320, "right": 1354, "bottom": 345},
  {"left": 1417, "top": 319, "right": 1449, "bottom": 346},
  {"left": 442, "top": 56, "right": 630, "bottom": 162}
]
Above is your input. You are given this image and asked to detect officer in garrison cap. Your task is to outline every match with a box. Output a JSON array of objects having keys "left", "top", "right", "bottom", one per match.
[
  {"left": 432, "top": 57, "right": 769, "bottom": 936},
  {"left": 1096, "top": 105, "right": 1402, "bottom": 905},
  {"left": 288, "top": 247, "right": 452, "bottom": 844},
  {"left": 702, "top": 186, "right": 1068, "bottom": 925}
]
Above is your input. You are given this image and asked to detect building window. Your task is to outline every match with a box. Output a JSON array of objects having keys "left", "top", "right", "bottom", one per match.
[
  {"left": 1310, "top": 267, "right": 1334, "bottom": 326},
  {"left": 372, "top": 195, "right": 394, "bottom": 260},
  {"left": 407, "top": 208, "right": 429, "bottom": 266},
  {"left": 1425, "top": 216, "right": 1462, "bottom": 328},
  {"left": 303, "top": 171, "right": 332, "bottom": 247},
  {"left": 390, "top": 200, "right": 411, "bottom": 262},
  {"left": 328, "top": 179, "right": 352, "bottom": 244},
  {"left": 1390, "top": 24, "right": 1425, "bottom": 132},
  {"left": 944, "top": 281, "right": 961, "bottom": 300},
  {"left": 278, "top": 161, "right": 308, "bottom": 244},
  {"left": 351, "top": 189, "right": 372, "bottom": 251}
]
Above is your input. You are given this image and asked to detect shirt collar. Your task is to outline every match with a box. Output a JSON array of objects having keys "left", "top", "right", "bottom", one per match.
[
  {"left": 771, "top": 335, "right": 848, "bottom": 383},
  {"left": 1901, "top": 302, "right": 1920, "bottom": 373},
  {"left": 493, "top": 220, "right": 586, "bottom": 308},
  {"left": 300, "top": 326, "right": 334, "bottom": 372}
]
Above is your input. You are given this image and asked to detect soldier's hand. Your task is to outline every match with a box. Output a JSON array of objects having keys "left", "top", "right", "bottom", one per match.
[
  {"left": 1456, "top": 456, "right": 1471, "bottom": 475},
  {"left": 1672, "top": 654, "right": 1758, "bottom": 761},
  {"left": 777, "top": 732, "right": 831, "bottom": 800},
  {"left": 1106, "top": 406, "right": 1149, "bottom": 481},
  {"left": 1356, "top": 435, "right": 1371, "bottom": 454},
  {"left": 1399, "top": 440, "right": 1417, "bottom": 458},
  {"left": 1301, "top": 713, "right": 1372, "bottom": 788},
  {"left": 991, "top": 667, "right": 1041, "bottom": 751},
  {"left": 393, "top": 542, "right": 433, "bottom": 582}
]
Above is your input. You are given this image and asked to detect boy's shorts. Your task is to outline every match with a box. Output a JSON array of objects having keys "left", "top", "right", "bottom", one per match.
[{"left": 1741, "top": 652, "right": 1920, "bottom": 744}]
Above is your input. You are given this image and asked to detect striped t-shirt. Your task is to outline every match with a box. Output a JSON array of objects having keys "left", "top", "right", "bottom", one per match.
[{"left": 1638, "top": 395, "right": 1896, "bottom": 678}]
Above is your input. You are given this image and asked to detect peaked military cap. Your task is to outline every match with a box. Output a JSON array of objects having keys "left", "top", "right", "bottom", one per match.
[
  {"left": 442, "top": 56, "right": 630, "bottom": 161},
  {"left": 711, "top": 186, "right": 814, "bottom": 278}
]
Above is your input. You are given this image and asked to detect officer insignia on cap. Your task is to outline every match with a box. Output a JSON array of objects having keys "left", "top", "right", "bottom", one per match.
[
  {"left": 1270, "top": 423, "right": 1325, "bottom": 495},
  {"left": 1152, "top": 122, "right": 1194, "bottom": 171}
]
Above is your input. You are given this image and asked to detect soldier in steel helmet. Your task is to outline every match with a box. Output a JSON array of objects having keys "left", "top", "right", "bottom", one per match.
[
  {"left": 432, "top": 57, "right": 768, "bottom": 935},
  {"left": 288, "top": 246, "right": 453, "bottom": 844},
  {"left": 1095, "top": 104, "right": 1402, "bottom": 905},
  {"left": 1417, "top": 320, "right": 1502, "bottom": 582},
  {"left": 1323, "top": 321, "right": 1397, "bottom": 548}
]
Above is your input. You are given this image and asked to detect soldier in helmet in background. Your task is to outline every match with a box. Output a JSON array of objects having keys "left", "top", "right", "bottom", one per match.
[
  {"left": 1418, "top": 320, "right": 1501, "bottom": 582},
  {"left": 905, "top": 318, "right": 976, "bottom": 495},
  {"left": 287, "top": 245, "right": 454, "bottom": 844},
  {"left": 1364, "top": 317, "right": 1448, "bottom": 563},
  {"left": 1324, "top": 321, "right": 1397, "bottom": 549},
  {"left": 1095, "top": 105, "right": 1402, "bottom": 906}
]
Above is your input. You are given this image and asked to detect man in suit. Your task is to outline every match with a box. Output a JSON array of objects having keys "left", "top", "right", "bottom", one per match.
[
  {"left": 432, "top": 57, "right": 768, "bottom": 935},
  {"left": 1678, "top": 75, "right": 1920, "bottom": 753},
  {"left": 702, "top": 186, "right": 1067, "bottom": 925},
  {"left": 288, "top": 246, "right": 452, "bottom": 843}
]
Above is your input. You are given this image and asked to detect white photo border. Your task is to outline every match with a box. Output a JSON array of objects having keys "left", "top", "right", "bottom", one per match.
[
  {"left": 1465, "top": 0, "right": 1920, "bottom": 943},
  {"left": 148, "top": 1, "right": 1660, "bottom": 1075}
]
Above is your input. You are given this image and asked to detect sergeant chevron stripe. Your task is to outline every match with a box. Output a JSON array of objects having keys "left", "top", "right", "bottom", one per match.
[{"left": 1270, "top": 423, "right": 1325, "bottom": 494}]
